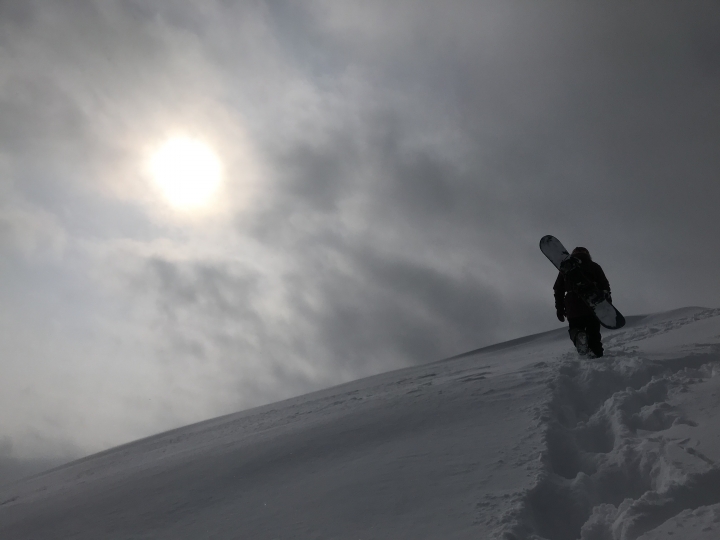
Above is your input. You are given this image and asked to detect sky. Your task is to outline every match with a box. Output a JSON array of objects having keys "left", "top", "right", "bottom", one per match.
[{"left": 0, "top": 0, "right": 719, "bottom": 474}]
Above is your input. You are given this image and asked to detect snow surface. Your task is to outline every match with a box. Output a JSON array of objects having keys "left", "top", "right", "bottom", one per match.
[{"left": 2, "top": 307, "right": 720, "bottom": 539}]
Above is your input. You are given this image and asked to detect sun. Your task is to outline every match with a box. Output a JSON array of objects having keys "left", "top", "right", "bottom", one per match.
[{"left": 149, "top": 137, "right": 223, "bottom": 210}]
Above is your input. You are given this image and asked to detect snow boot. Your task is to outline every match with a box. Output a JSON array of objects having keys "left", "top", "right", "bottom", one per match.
[{"left": 574, "top": 331, "right": 589, "bottom": 355}]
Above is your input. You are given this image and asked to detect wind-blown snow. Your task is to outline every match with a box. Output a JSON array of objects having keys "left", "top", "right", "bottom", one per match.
[{"left": 1, "top": 307, "right": 720, "bottom": 539}]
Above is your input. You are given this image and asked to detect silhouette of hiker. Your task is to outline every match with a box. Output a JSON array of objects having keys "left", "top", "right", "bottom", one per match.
[{"left": 553, "top": 247, "right": 611, "bottom": 358}]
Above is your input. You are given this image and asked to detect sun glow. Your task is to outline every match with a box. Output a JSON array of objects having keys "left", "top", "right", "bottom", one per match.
[{"left": 149, "top": 137, "right": 223, "bottom": 210}]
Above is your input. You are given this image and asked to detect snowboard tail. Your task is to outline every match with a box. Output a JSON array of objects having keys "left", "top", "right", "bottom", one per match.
[{"left": 539, "top": 235, "right": 626, "bottom": 330}]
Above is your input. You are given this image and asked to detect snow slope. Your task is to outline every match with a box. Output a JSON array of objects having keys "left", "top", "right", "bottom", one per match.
[{"left": 1, "top": 307, "right": 720, "bottom": 539}]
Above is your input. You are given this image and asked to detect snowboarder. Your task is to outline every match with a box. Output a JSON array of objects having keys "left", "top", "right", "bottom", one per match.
[{"left": 553, "top": 246, "right": 611, "bottom": 357}]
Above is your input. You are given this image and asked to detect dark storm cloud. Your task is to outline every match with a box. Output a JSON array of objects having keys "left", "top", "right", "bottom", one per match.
[
  {"left": 251, "top": 1, "right": 720, "bottom": 310},
  {"left": 209, "top": 0, "right": 720, "bottom": 372},
  {"left": 248, "top": 111, "right": 512, "bottom": 366},
  {"left": 197, "top": 0, "right": 720, "bottom": 384},
  {"left": 138, "top": 256, "right": 332, "bottom": 408},
  {"left": 146, "top": 258, "right": 260, "bottom": 323},
  {"left": 311, "top": 245, "right": 503, "bottom": 365}
]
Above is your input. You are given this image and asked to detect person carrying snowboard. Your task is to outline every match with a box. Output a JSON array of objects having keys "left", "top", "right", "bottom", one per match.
[{"left": 553, "top": 246, "right": 611, "bottom": 357}]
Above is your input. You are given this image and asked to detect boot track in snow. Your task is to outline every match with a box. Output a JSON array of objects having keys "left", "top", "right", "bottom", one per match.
[{"left": 498, "top": 308, "right": 720, "bottom": 540}]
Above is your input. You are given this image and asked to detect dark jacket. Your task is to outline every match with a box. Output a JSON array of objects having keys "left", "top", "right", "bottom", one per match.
[{"left": 553, "top": 253, "right": 610, "bottom": 319}]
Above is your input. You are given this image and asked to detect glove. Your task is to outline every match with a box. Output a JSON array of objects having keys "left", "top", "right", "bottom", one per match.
[{"left": 556, "top": 308, "right": 565, "bottom": 322}]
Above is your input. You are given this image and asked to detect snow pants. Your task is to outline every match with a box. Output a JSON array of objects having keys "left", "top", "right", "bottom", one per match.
[{"left": 567, "top": 316, "right": 603, "bottom": 357}]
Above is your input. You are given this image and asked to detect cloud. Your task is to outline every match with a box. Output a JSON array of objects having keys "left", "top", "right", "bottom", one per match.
[
  {"left": 0, "top": 434, "right": 77, "bottom": 487},
  {"left": 0, "top": 0, "right": 719, "bottom": 470}
]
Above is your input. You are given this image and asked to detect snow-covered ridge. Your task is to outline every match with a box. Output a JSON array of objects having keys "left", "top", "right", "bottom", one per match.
[
  {"left": 502, "top": 306, "right": 720, "bottom": 540},
  {"left": 1, "top": 307, "right": 720, "bottom": 539}
]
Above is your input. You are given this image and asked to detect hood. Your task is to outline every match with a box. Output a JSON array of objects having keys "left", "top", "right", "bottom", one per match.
[{"left": 571, "top": 247, "right": 592, "bottom": 262}]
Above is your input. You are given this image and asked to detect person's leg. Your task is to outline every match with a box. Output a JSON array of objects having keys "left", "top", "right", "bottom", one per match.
[
  {"left": 586, "top": 317, "right": 603, "bottom": 357},
  {"left": 567, "top": 318, "right": 580, "bottom": 344},
  {"left": 567, "top": 317, "right": 589, "bottom": 355}
]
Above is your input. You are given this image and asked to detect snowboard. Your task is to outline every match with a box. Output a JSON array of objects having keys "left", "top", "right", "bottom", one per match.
[{"left": 539, "top": 235, "right": 626, "bottom": 330}]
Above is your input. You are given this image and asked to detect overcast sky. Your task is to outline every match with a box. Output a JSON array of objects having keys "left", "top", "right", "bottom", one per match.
[{"left": 1, "top": 0, "right": 719, "bottom": 473}]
